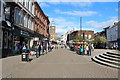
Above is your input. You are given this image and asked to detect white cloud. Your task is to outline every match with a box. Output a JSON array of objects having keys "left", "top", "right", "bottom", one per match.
[
  {"left": 49, "top": 17, "right": 78, "bottom": 36},
  {"left": 54, "top": 9, "right": 98, "bottom": 16},
  {"left": 36, "top": 0, "right": 119, "bottom": 2},
  {"left": 86, "top": 17, "right": 118, "bottom": 29},
  {"left": 39, "top": 2, "right": 50, "bottom": 7},
  {"left": 69, "top": 2, "right": 92, "bottom": 7},
  {"left": 48, "top": 2, "right": 92, "bottom": 7},
  {"left": 49, "top": 17, "right": 76, "bottom": 27}
]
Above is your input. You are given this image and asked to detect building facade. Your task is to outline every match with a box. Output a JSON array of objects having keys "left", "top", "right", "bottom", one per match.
[
  {"left": 118, "top": 2, "right": 120, "bottom": 50},
  {"left": 106, "top": 22, "right": 119, "bottom": 49},
  {"left": 0, "top": 1, "right": 16, "bottom": 58},
  {"left": 12, "top": 0, "right": 35, "bottom": 56},
  {"left": 33, "top": 1, "right": 50, "bottom": 48},
  {"left": 68, "top": 30, "right": 94, "bottom": 42},
  {"left": 49, "top": 20, "right": 57, "bottom": 41},
  {"left": 0, "top": 0, "right": 50, "bottom": 58},
  {"left": 0, "top": 0, "right": 33, "bottom": 58}
]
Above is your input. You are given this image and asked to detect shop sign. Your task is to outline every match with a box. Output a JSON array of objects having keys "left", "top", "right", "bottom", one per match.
[
  {"left": 34, "top": 37, "right": 39, "bottom": 41},
  {"left": 21, "top": 30, "right": 30, "bottom": 37},
  {"left": 44, "top": 38, "right": 48, "bottom": 40}
]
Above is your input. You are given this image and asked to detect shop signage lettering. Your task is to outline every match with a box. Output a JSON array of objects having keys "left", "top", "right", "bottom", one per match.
[{"left": 21, "top": 30, "right": 30, "bottom": 37}]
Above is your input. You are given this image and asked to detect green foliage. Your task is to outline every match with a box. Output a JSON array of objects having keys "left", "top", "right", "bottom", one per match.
[
  {"left": 73, "top": 39, "right": 79, "bottom": 42},
  {"left": 94, "top": 36, "right": 107, "bottom": 45}
]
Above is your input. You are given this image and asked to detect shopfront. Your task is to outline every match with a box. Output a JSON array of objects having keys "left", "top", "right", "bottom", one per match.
[
  {"left": 2, "top": 21, "right": 13, "bottom": 58},
  {"left": 0, "top": 26, "right": 3, "bottom": 58},
  {"left": 13, "top": 26, "right": 34, "bottom": 55}
]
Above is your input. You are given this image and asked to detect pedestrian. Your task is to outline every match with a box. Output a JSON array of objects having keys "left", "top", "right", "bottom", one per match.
[
  {"left": 86, "top": 45, "right": 89, "bottom": 55},
  {"left": 79, "top": 46, "right": 84, "bottom": 55},
  {"left": 75, "top": 44, "right": 79, "bottom": 54},
  {"left": 88, "top": 44, "right": 92, "bottom": 56},
  {"left": 91, "top": 44, "right": 94, "bottom": 51},
  {"left": 22, "top": 44, "right": 27, "bottom": 53},
  {"left": 38, "top": 43, "right": 41, "bottom": 56}
]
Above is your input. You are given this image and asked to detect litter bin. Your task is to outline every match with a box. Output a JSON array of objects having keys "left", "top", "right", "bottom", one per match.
[{"left": 21, "top": 52, "right": 29, "bottom": 62}]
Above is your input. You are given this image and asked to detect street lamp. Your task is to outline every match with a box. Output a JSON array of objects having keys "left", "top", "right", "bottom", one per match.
[{"left": 83, "top": 33, "right": 85, "bottom": 54}]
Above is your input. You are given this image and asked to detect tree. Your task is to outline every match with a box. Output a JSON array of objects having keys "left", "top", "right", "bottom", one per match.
[{"left": 94, "top": 36, "right": 107, "bottom": 48}]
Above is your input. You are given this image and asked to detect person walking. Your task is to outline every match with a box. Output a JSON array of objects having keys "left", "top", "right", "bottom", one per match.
[
  {"left": 38, "top": 43, "right": 41, "bottom": 56},
  {"left": 88, "top": 44, "right": 92, "bottom": 56},
  {"left": 86, "top": 45, "right": 89, "bottom": 55}
]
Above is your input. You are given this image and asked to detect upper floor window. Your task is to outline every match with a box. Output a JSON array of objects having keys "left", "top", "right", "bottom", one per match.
[
  {"left": 15, "top": 8, "right": 20, "bottom": 25},
  {"left": 0, "top": 1, "right": 1, "bottom": 17},
  {"left": 21, "top": 11, "right": 25, "bottom": 27}
]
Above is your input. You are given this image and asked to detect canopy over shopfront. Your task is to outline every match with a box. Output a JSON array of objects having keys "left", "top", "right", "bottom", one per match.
[{"left": 73, "top": 42, "right": 88, "bottom": 45}]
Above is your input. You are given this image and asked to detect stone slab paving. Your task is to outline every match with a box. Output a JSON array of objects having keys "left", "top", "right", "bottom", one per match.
[{"left": 1, "top": 49, "right": 118, "bottom": 78}]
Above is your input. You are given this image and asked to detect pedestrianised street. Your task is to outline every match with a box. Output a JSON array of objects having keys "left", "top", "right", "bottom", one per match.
[{"left": 2, "top": 48, "right": 118, "bottom": 78}]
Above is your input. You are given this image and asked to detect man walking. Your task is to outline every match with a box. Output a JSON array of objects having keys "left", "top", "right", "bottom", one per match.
[{"left": 88, "top": 43, "right": 92, "bottom": 56}]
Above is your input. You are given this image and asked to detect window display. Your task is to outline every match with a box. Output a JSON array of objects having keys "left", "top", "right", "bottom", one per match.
[{"left": 3, "top": 31, "right": 8, "bottom": 48}]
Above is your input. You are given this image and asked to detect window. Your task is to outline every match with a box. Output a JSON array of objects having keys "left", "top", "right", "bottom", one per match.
[
  {"left": 4, "top": 7, "right": 11, "bottom": 20},
  {"left": 27, "top": 0, "right": 29, "bottom": 9},
  {"left": 0, "top": 1, "right": 1, "bottom": 17},
  {"left": 52, "top": 27, "right": 54, "bottom": 29},
  {"left": 88, "top": 35, "right": 91, "bottom": 39},
  {"left": 15, "top": 8, "right": 20, "bottom": 25},
  {"left": 24, "top": 15, "right": 27, "bottom": 27},
  {"left": 28, "top": 17, "right": 31, "bottom": 29},
  {"left": 3, "top": 31, "right": 8, "bottom": 48},
  {"left": 8, "top": 33, "right": 12, "bottom": 49},
  {"left": 26, "top": 16, "right": 29, "bottom": 28},
  {"left": 21, "top": 11, "right": 25, "bottom": 27},
  {"left": 0, "top": 30, "right": 2, "bottom": 49}
]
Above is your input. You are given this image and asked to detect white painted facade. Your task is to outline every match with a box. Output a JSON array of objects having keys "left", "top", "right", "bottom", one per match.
[
  {"left": 106, "top": 23, "right": 118, "bottom": 48},
  {"left": 61, "top": 30, "right": 75, "bottom": 45},
  {"left": 107, "top": 25, "right": 118, "bottom": 41}
]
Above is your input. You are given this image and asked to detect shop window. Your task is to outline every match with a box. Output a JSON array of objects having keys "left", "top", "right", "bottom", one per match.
[
  {"left": 0, "top": 37, "right": 1, "bottom": 49},
  {"left": 8, "top": 33, "right": 12, "bottom": 49},
  {"left": 3, "top": 31, "right": 8, "bottom": 49}
]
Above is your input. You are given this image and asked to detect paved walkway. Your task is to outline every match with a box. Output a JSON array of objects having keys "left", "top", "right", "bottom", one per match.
[{"left": 1, "top": 49, "right": 118, "bottom": 78}]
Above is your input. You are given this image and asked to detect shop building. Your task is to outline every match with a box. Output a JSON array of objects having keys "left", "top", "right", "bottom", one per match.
[
  {"left": 34, "top": 1, "right": 50, "bottom": 46},
  {"left": 12, "top": 0, "right": 35, "bottom": 55},
  {"left": 1, "top": 0, "right": 50, "bottom": 58},
  {"left": 0, "top": 1, "right": 15, "bottom": 58},
  {"left": 0, "top": 0, "right": 35, "bottom": 58}
]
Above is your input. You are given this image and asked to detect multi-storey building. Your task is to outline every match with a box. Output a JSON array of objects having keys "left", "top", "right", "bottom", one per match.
[
  {"left": 0, "top": 1, "right": 16, "bottom": 58},
  {"left": 49, "top": 20, "right": 57, "bottom": 41},
  {"left": 94, "top": 31, "right": 106, "bottom": 38},
  {"left": 33, "top": 1, "right": 50, "bottom": 47},
  {"left": 61, "top": 29, "right": 75, "bottom": 45},
  {"left": 0, "top": 0, "right": 50, "bottom": 58},
  {"left": 106, "top": 22, "right": 119, "bottom": 49},
  {"left": 118, "top": 2, "right": 120, "bottom": 50},
  {"left": 68, "top": 30, "right": 94, "bottom": 41},
  {"left": 0, "top": 0, "right": 35, "bottom": 57},
  {"left": 12, "top": 0, "right": 35, "bottom": 56}
]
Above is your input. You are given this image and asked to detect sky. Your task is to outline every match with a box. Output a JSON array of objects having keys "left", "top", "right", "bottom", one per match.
[{"left": 38, "top": 1, "right": 118, "bottom": 37}]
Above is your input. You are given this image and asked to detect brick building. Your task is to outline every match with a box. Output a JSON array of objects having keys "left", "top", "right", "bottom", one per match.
[
  {"left": 68, "top": 30, "right": 94, "bottom": 41},
  {"left": 34, "top": 2, "right": 50, "bottom": 44}
]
